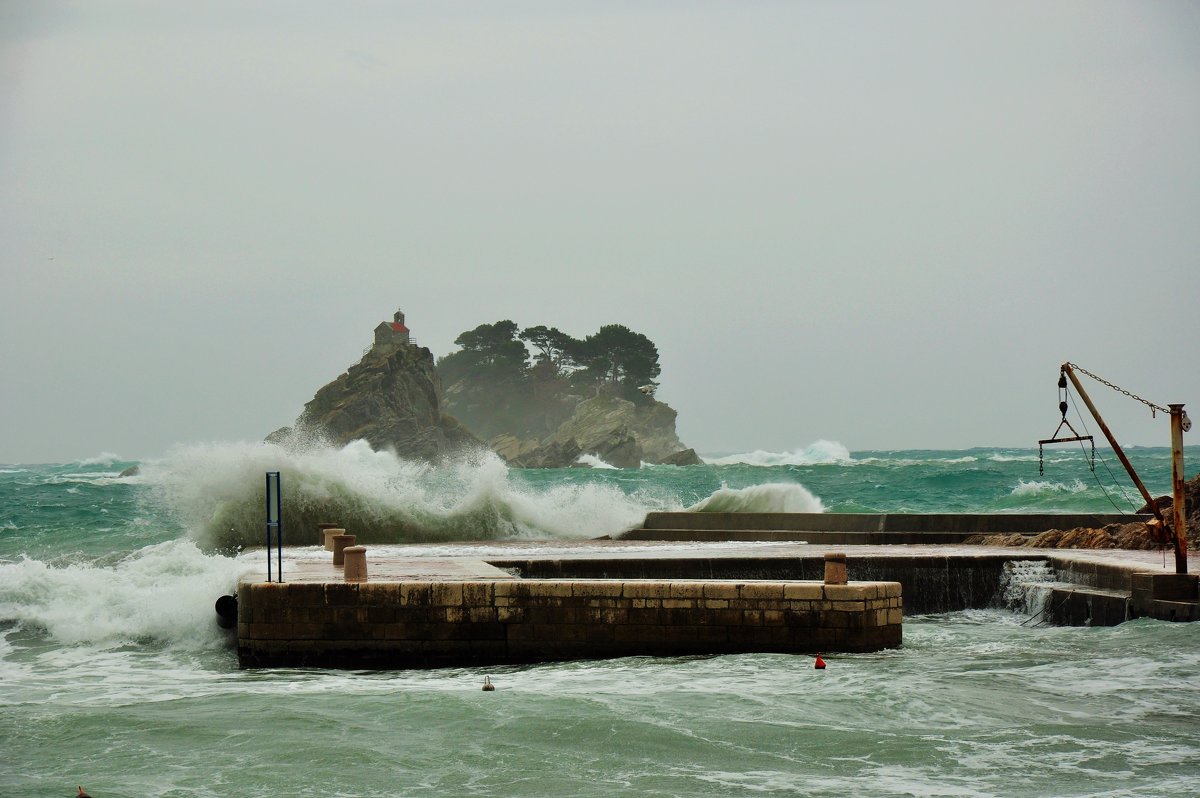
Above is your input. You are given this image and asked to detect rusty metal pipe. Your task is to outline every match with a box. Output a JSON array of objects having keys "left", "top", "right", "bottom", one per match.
[{"left": 1170, "top": 404, "right": 1188, "bottom": 574}]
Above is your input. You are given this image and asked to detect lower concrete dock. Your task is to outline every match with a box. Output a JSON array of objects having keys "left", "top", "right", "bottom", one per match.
[
  {"left": 234, "top": 540, "right": 1196, "bottom": 670},
  {"left": 237, "top": 552, "right": 901, "bottom": 668}
]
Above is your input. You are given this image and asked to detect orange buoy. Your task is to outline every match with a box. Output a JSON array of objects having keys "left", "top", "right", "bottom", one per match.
[
  {"left": 482, "top": 676, "right": 495, "bottom": 691},
  {"left": 814, "top": 654, "right": 827, "bottom": 670}
]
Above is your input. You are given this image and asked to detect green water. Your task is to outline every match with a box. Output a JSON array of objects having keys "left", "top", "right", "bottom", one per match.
[{"left": 1, "top": 444, "right": 1198, "bottom": 796}]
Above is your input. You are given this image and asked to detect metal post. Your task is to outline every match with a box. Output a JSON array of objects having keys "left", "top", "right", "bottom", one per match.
[
  {"left": 264, "top": 473, "right": 272, "bottom": 582},
  {"left": 276, "top": 472, "right": 283, "bottom": 581},
  {"left": 265, "top": 471, "right": 283, "bottom": 582},
  {"left": 1170, "top": 405, "right": 1187, "bottom": 575}
]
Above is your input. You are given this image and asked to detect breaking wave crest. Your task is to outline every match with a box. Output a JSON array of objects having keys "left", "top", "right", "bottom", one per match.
[
  {"left": 0, "top": 540, "right": 250, "bottom": 650},
  {"left": 704, "top": 440, "right": 851, "bottom": 467},
  {"left": 1010, "top": 479, "right": 1090, "bottom": 497},
  {"left": 76, "top": 452, "right": 124, "bottom": 467},
  {"left": 688, "top": 483, "right": 825, "bottom": 513},
  {"left": 141, "top": 440, "right": 673, "bottom": 549},
  {"left": 576, "top": 454, "right": 618, "bottom": 470}
]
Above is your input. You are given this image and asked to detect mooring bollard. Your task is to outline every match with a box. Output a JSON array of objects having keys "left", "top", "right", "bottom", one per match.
[
  {"left": 331, "top": 533, "right": 356, "bottom": 567},
  {"left": 343, "top": 546, "right": 368, "bottom": 582},
  {"left": 323, "top": 527, "right": 346, "bottom": 551},
  {"left": 824, "top": 552, "right": 848, "bottom": 585},
  {"left": 317, "top": 522, "right": 340, "bottom": 546}
]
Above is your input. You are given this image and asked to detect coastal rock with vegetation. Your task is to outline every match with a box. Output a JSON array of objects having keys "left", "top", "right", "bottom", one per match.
[
  {"left": 437, "top": 320, "right": 701, "bottom": 468},
  {"left": 268, "top": 314, "right": 479, "bottom": 461}
]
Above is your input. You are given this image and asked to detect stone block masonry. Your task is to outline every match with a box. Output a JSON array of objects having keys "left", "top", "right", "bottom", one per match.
[{"left": 237, "top": 578, "right": 902, "bottom": 669}]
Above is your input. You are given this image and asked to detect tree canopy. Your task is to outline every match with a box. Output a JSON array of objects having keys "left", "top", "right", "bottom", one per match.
[
  {"left": 574, "top": 324, "right": 660, "bottom": 390},
  {"left": 437, "top": 320, "right": 662, "bottom": 423},
  {"left": 436, "top": 320, "right": 528, "bottom": 388}
]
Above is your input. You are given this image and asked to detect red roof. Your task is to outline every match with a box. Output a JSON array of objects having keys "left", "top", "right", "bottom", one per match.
[{"left": 390, "top": 322, "right": 409, "bottom": 333}]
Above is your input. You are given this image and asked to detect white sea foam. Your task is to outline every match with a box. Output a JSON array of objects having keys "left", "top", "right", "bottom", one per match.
[
  {"left": 1010, "top": 479, "right": 1089, "bottom": 497},
  {"left": 140, "top": 439, "right": 677, "bottom": 548},
  {"left": 1000, "top": 560, "right": 1056, "bottom": 616},
  {"left": 855, "top": 455, "right": 980, "bottom": 466},
  {"left": 688, "top": 482, "right": 825, "bottom": 513},
  {"left": 0, "top": 540, "right": 252, "bottom": 650},
  {"left": 989, "top": 453, "right": 1045, "bottom": 463},
  {"left": 76, "top": 452, "right": 123, "bottom": 467},
  {"left": 44, "top": 472, "right": 126, "bottom": 486},
  {"left": 704, "top": 440, "right": 851, "bottom": 467},
  {"left": 575, "top": 453, "right": 618, "bottom": 470}
]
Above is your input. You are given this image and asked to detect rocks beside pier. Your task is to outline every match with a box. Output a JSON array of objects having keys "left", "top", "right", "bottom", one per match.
[
  {"left": 965, "top": 521, "right": 1196, "bottom": 551},
  {"left": 969, "top": 473, "right": 1200, "bottom": 551}
]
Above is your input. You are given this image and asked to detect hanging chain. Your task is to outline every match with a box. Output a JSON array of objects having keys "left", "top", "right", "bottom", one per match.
[{"left": 1065, "top": 362, "right": 1169, "bottom": 417}]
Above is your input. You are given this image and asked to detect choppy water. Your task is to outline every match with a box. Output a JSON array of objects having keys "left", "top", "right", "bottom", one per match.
[{"left": 2, "top": 443, "right": 1198, "bottom": 796}]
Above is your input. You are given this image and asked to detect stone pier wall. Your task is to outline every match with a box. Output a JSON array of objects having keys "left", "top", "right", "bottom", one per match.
[
  {"left": 494, "top": 554, "right": 1042, "bottom": 615},
  {"left": 237, "top": 579, "right": 902, "bottom": 669}
]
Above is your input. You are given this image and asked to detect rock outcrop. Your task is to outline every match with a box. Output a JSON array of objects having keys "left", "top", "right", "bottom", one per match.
[
  {"left": 268, "top": 342, "right": 479, "bottom": 461},
  {"left": 1138, "top": 472, "right": 1200, "bottom": 542},
  {"left": 491, "top": 395, "right": 702, "bottom": 468}
]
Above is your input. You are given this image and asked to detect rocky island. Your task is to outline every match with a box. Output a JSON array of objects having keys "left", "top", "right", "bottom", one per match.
[
  {"left": 269, "top": 311, "right": 701, "bottom": 468},
  {"left": 267, "top": 311, "right": 479, "bottom": 460}
]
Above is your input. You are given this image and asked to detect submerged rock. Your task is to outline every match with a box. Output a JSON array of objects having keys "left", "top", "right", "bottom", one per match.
[{"left": 659, "top": 448, "right": 703, "bottom": 466}]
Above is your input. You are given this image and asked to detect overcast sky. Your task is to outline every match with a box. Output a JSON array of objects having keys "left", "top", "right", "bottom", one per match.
[{"left": 2, "top": 1, "right": 1198, "bottom": 463}]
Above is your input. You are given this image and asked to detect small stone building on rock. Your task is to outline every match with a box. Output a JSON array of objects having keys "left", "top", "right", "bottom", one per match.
[{"left": 373, "top": 310, "right": 411, "bottom": 352}]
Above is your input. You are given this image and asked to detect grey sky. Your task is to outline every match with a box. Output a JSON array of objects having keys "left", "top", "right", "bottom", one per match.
[{"left": 2, "top": 1, "right": 1198, "bottom": 463}]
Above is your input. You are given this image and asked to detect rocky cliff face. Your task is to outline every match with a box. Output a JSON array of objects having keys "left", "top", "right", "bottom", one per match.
[
  {"left": 268, "top": 343, "right": 479, "bottom": 461},
  {"left": 488, "top": 394, "right": 701, "bottom": 468}
]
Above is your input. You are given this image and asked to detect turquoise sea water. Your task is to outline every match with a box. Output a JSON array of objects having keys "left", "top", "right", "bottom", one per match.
[{"left": 2, "top": 443, "right": 1198, "bottom": 797}]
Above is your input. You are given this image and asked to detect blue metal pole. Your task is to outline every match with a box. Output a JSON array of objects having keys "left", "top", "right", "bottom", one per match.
[
  {"left": 276, "top": 472, "right": 283, "bottom": 582},
  {"left": 265, "top": 472, "right": 272, "bottom": 582}
]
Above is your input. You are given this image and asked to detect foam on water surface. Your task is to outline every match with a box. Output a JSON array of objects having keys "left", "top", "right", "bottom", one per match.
[{"left": 1, "top": 447, "right": 1198, "bottom": 796}]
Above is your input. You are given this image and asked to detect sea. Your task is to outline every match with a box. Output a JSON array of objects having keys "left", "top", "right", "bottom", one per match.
[{"left": 2, "top": 441, "right": 1198, "bottom": 797}]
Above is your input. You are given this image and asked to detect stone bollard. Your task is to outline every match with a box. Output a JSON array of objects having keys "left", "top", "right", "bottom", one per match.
[
  {"left": 824, "top": 552, "right": 848, "bottom": 585},
  {"left": 331, "top": 534, "right": 357, "bottom": 567},
  {"left": 317, "top": 522, "right": 340, "bottom": 546},
  {"left": 323, "top": 527, "right": 346, "bottom": 551},
  {"left": 343, "top": 546, "right": 368, "bottom": 582}
]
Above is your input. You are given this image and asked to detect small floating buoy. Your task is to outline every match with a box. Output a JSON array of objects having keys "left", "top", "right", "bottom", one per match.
[
  {"left": 814, "top": 654, "right": 827, "bottom": 670},
  {"left": 482, "top": 676, "right": 495, "bottom": 692},
  {"left": 78, "top": 787, "right": 93, "bottom": 798}
]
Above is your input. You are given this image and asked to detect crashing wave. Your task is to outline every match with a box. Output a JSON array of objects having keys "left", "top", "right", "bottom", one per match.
[
  {"left": 75, "top": 452, "right": 124, "bottom": 467},
  {"left": 1010, "top": 479, "right": 1089, "bottom": 497},
  {"left": 575, "top": 454, "right": 618, "bottom": 470},
  {"left": 0, "top": 539, "right": 251, "bottom": 650},
  {"left": 140, "top": 439, "right": 676, "bottom": 549},
  {"left": 704, "top": 440, "right": 851, "bottom": 467},
  {"left": 688, "top": 482, "right": 825, "bottom": 513}
]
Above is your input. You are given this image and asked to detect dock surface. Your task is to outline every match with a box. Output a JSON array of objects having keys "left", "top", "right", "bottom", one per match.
[{"left": 236, "top": 541, "right": 1196, "bottom": 669}]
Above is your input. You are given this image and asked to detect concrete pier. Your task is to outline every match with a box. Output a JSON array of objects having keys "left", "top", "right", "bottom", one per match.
[
  {"left": 234, "top": 517, "right": 1196, "bottom": 669},
  {"left": 621, "top": 511, "right": 1149, "bottom": 543},
  {"left": 236, "top": 556, "right": 902, "bottom": 669}
]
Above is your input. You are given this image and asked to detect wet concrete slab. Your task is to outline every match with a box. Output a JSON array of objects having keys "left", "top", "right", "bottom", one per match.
[
  {"left": 245, "top": 541, "right": 1188, "bottom": 582},
  {"left": 280, "top": 557, "right": 518, "bottom": 583}
]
